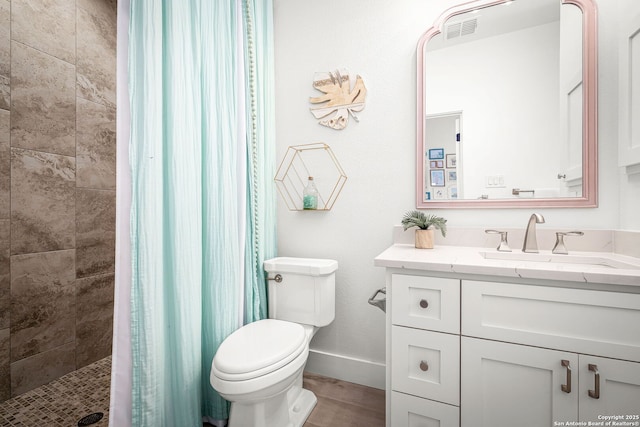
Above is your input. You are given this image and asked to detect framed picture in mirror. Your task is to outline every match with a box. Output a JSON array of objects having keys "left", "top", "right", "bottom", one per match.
[
  {"left": 446, "top": 154, "right": 456, "bottom": 168},
  {"left": 448, "top": 187, "right": 458, "bottom": 199},
  {"left": 433, "top": 188, "right": 446, "bottom": 199},
  {"left": 430, "top": 169, "right": 445, "bottom": 187},
  {"left": 428, "top": 148, "right": 444, "bottom": 160}
]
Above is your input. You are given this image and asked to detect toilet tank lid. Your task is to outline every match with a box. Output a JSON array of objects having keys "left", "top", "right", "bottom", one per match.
[{"left": 264, "top": 257, "right": 338, "bottom": 276}]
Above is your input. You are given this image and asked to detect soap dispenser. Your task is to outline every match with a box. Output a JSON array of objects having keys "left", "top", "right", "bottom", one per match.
[{"left": 303, "top": 176, "right": 318, "bottom": 210}]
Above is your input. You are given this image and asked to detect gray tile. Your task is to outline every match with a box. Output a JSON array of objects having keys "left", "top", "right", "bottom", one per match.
[
  {"left": 10, "top": 250, "right": 75, "bottom": 362},
  {"left": 0, "top": 0, "right": 8, "bottom": 78},
  {"left": 0, "top": 356, "right": 110, "bottom": 420},
  {"left": 76, "top": 189, "right": 115, "bottom": 278},
  {"left": 76, "top": 273, "right": 114, "bottom": 368},
  {"left": 10, "top": 41, "right": 76, "bottom": 156},
  {"left": 0, "top": 0, "right": 8, "bottom": 112},
  {"left": 0, "top": 74, "right": 7, "bottom": 112},
  {"left": 11, "top": 0, "right": 75, "bottom": 64},
  {"left": 0, "top": 220, "right": 8, "bottom": 330},
  {"left": 77, "top": 98, "right": 116, "bottom": 190},
  {"left": 0, "top": 328, "right": 8, "bottom": 401},
  {"left": 10, "top": 342, "right": 75, "bottom": 397},
  {"left": 0, "top": 109, "right": 8, "bottom": 218},
  {"left": 77, "top": 0, "right": 116, "bottom": 108},
  {"left": 11, "top": 148, "right": 76, "bottom": 255}
]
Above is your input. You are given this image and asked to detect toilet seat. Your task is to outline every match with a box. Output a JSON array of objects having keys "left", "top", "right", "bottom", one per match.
[{"left": 212, "top": 319, "right": 307, "bottom": 382}]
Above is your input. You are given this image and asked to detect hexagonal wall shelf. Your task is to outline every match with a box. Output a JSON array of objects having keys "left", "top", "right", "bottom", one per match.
[{"left": 274, "top": 143, "right": 347, "bottom": 211}]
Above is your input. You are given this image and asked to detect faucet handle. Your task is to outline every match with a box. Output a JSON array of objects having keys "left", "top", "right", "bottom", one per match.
[
  {"left": 552, "top": 231, "right": 584, "bottom": 255},
  {"left": 485, "top": 229, "right": 512, "bottom": 252}
]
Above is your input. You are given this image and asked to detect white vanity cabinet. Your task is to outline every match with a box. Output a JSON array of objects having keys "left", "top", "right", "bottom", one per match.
[
  {"left": 460, "top": 280, "right": 640, "bottom": 427},
  {"left": 461, "top": 339, "right": 640, "bottom": 426},
  {"left": 388, "top": 273, "right": 461, "bottom": 427},
  {"left": 384, "top": 270, "right": 640, "bottom": 427}
]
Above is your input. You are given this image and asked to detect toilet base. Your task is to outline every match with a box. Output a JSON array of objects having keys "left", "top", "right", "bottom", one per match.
[
  {"left": 288, "top": 387, "right": 317, "bottom": 427},
  {"left": 227, "top": 381, "right": 317, "bottom": 427}
]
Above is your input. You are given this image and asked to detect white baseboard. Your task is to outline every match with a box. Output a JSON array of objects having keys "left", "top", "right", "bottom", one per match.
[{"left": 304, "top": 349, "right": 386, "bottom": 390}]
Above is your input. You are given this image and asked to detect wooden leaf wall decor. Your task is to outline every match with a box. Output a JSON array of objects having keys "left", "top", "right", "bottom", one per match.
[{"left": 309, "top": 69, "right": 367, "bottom": 130}]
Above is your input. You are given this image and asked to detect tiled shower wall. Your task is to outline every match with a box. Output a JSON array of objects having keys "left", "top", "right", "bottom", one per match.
[{"left": 0, "top": 0, "right": 116, "bottom": 401}]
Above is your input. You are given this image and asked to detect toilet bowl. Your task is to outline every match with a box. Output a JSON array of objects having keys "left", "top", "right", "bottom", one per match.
[{"left": 210, "top": 257, "right": 338, "bottom": 427}]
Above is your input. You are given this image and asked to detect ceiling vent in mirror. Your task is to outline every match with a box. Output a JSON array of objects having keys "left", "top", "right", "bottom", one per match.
[{"left": 445, "top": 18, "right": 478, "bottom": 40}]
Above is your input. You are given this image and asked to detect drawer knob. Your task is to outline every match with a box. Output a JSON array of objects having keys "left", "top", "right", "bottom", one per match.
[
  {"left": 419, "top": 299, "right": 429, "bottom": 309},
  {"left": 419, "top": 361, "right": 429, "bottom": 372}
]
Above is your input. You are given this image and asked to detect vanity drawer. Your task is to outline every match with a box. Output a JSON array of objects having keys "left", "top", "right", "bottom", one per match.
[
  {"left": 391, "top": 325, "right": 460, "bottom": 405},
  {"left": 462, "top": 280, "right": 640, "bottom": 362},
  {"left": 391, "top": 274, "right": 460, "bottom": 333},
  {"left": 391, "top": 391, "right": 460, "bottom": 427}
]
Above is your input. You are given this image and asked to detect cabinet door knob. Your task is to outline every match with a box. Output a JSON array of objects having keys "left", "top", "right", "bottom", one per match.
[
  {"left": 588, "top": 364, "right": 600, "bottom": 399},
  {"left": 419, "top": 299, "right": 429, "bottom": 309},
  {"left": 419, "top": 361, "right": 429, "bottom": 372},
  {"left": 561, "top": 360, "right": 572, "bottom": 393}
]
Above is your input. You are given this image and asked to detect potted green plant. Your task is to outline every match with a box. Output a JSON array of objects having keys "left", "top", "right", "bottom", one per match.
[{"left": 401, "top": 210, "right": 447, "bottom": 249}]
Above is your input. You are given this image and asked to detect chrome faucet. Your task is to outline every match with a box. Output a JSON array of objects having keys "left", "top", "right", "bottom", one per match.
[{"left": 522, "top": 213, "right": 545, "bottom": 253}]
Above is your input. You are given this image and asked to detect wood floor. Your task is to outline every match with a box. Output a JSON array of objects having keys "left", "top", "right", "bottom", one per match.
[
  {"left": 302, "top": 372, "right": 385, "bottom": 427},
  {"left": 202, "top": 371, "right": 386, "bottom": 427}
]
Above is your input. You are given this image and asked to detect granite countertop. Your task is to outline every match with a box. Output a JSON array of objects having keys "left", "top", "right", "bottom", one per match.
[{"left": 374, "top": 244, "right": 640, "bottom": 287}]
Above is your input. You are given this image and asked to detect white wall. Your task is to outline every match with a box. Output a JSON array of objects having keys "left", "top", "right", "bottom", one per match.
[
  {"left": 273, "top": 0, "right": 625, "bottom": 388},
  {"left": 618, "top": 0, "right": 640, "bottom": 230}
]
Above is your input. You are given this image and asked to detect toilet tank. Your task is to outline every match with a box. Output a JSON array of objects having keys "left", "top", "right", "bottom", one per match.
[{"left": 263, "top": 257, "right": 337, "bottom": 327}]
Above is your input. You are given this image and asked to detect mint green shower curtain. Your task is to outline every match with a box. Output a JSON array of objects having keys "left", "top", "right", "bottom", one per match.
[{"left": 127, "top": 1, "right": 276, "bottom": 425}]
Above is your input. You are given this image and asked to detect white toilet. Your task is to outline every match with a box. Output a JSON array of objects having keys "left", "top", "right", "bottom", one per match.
[{"left": 210, "top": 257, "right": 338, "bottom": 427}]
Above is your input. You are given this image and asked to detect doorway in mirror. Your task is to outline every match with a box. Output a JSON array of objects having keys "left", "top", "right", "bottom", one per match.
[{"left": 424, "top": 112, "right": 462, "bottom": 201}]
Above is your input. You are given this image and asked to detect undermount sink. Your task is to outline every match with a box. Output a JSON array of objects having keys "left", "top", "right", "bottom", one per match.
[{"left": 480, "top": 251, "right": 640, "bottom": 270}]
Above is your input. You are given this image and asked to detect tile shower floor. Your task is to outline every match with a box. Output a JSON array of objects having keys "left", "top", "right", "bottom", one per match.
[
  {"left": 0, "top": 356, "right": 385, "bottom": 427},
  {"left": 0, "top": 357, "right": 111, "bottom": 427}
]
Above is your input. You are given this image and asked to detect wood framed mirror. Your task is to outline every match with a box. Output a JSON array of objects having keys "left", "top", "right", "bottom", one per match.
[{"left": 416, "top": 0, "right": 597, "bottom": 208}]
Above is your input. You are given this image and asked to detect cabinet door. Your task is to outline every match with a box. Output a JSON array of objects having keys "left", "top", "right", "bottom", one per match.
[
  {"left": 461, "top": 337, "right": 578, "bottom": 427},
  {"left": 579, "top": 355, "right": 640, "bottom": 422},
  {"left": 391, "top": 391, "right": 459, "bottom": 427}
]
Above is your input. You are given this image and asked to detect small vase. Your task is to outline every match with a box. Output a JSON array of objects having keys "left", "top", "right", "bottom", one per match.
[{"left": 415, "top": 229, "right": 435, "bottom": 249}]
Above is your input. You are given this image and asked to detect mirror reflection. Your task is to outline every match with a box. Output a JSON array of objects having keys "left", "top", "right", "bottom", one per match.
[{"left": 421, "top": 0, "right": 586, "bottom": 203}]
